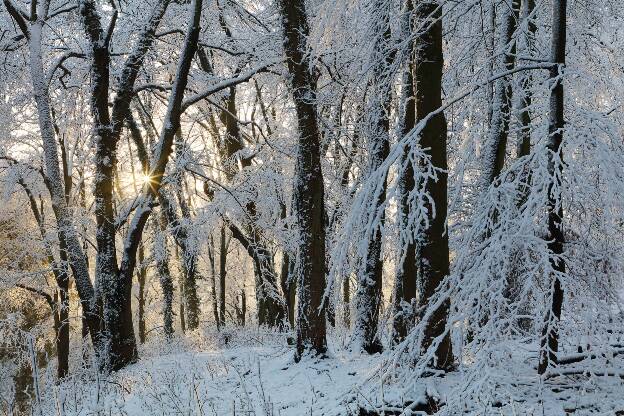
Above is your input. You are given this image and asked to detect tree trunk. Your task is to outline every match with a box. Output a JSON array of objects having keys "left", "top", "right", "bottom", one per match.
[
  {"left": 538, "top": 0, "right": 567, "bottom": 375},
  {"left": 353, "top": 0, "right": 393, "bottom": 354},
  {"left": 56, "top": 267, "right": 70, "bottom": 379},
  {"left": 175, "top": 244, "right": 186, "bottom": 333},
  {"left": 239, "top": 289, "right": 247, "bottom": 326},
  {"left": 174, "top": 133, "right": 201, "bottom": 330},
  {"left": 414, "top": 0, "right": 454, "bottom": 370},
  {"left": 8, "top": 9, "right": 102, "bottom": 356},
  {"left": 280, "top": 250, "right": 296, "bottom": 328},
  {"left": 156, "top": 213, "right": 175, "bottom": 338},
  {"left": 278, "top": 0, "right": 327, "bottom": 360},
  {"left": 207, "top": 235, "right": 220, "bottom": 327},
  {"left": 219, "top": 226, "right": 227, "bottom": 327},
  {"left": 137, "top": 244, "right": 147, "bottom": 343},
  {"left": 517, "top": 0, "right": 537, "bottom": 159},
  {"left": 482, "top": 0, "right": 519, "bottom": 186},
  {"left": 393, "top": 0, "right": 418, "bottom": 344}
]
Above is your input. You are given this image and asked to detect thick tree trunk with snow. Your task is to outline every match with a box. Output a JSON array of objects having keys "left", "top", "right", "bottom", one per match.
[
  {"left": 77, "top": 0, "right": 172, "bottom": 370},
  {"left": 278, "top": 0, "right": 328, "bottom": 360},
  {"left": 538, "top": 0, "right": 567, "bottom": 375},
  {"left": 415, "top": 0, "right": 454, "bottom": 370},
  {"left": 353, "top": 0, "right": 393, "bottom": 354}
]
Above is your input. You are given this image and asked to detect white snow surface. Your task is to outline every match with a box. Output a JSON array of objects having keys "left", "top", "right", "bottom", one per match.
[
  {"left": 40, "top": 330, "right": 391, "bottom": 416},
  {"left": 36, "top": 329, "right": 624, "bottom": 415}
]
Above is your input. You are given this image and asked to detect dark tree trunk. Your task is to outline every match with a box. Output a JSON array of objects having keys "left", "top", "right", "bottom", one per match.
[
  {"left": 482, "top": 0, "right": 520, "bottom": 186},
  {"left": 517, "top": 0, "right": 537, "bottom": 159},
  {"left": 174, "top": 133, "right": 201, "bottom": 330},
  {"left": 175, "top": 245, "right": 186, "bottom": 333},
  {"left": 280, "top": 250, "right": 296, "bottom": 328},
  {"left": 137, "top": 244, "right": 147, "bottom": 343},
  {"left": 414, "top": 0, "right": 455, "bottom": 370},
  {"left": 56, "top": 270, "right": 70, "bottom": 379},
  {"left": 3, "top": 4, "right": 103, "bottom": 359},
  {"left": 507, "top": 0, "right": 537, "bottom": 329},
  {"left": 278, "top": 0, "right": 327, "bottom": 361},
  {"left": 207, "top": 236, "right": 220, "bottom": 327},
  {"left": 279, "top": 201, "right": 295, "bottom": 327},
  {"left": 343, "top": 277, "right": 350, "bottom": 328},
  {"left": 352, "top": 0, "right": 393, "bottom": 355},
  {"left": 219, "top": 226, "right": 227, "bottom": 327},
  {"left": 393, "top": 0, "right": 418, "bottom": 344},
  {"left": 238, "top": 289, "right": 247, "bottom": 326},
  {"left": 538, "top": 0, "right": 567, "bottom": 375},
  {"left": 156, "top": 214, "right": 175, "bottom": 338},
  {"left": 77, "top": 0, "right": 172, "bottom": 371}
]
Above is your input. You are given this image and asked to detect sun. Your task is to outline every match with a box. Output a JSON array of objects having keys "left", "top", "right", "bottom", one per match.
[{"left": 142, "top": 174, "right": 152, "bottom": 184}]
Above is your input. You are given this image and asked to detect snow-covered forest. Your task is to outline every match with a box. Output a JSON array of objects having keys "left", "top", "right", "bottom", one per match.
[{"left": 1, "top": 0, "right": 624, "bottom": 413}]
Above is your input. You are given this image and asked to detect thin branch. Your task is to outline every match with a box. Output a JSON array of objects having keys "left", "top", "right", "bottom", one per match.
[
  {"left": 3, "top": 0, "right": 30, "bottom": 37},
  {"left": 16, "top": 284, "right": 55, "bottom": 309},
  {"left": 181, "top": 60, "right": 280, "bottom": 110}
]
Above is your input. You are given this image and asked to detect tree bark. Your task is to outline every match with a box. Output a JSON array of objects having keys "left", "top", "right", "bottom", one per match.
[
  {"left": 353, "top": 0, "right": 393, "bottom": 354},
  {"left": 219, "top": 225, "right": 227, "bottom": 327},
  {"left": 137, "top": 244, "right": 147, "bottom": 343},
  {"left": 538, "top": 0, "right": 567, "bottom": 375},
  {"left": 156, "top": 212, "right": 175, "bottom": 338},
  {"left": 393, "top": 0, "right": 418, "bottom": 345},
  {"left": 517, "top": 0, "right": 537, "bottom": 159},
  {"left": 414, "top": 0, "right": 454, "bottom": 370},
  {"left": 278, "top": 0, "right": 327, "bottom": 360},
  {"left": 207, "top": 235, "right": 220, "bottom": 327},
  {"left": 482, "top": 0, "right": 519, "bottom": 186}
]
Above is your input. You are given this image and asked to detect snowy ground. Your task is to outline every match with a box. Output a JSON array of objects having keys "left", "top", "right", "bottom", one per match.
[
  {"left": 33, "top": 329, "right": 624, "bottom": 415},
  {"left": 37, "top": 329, "right": 390, "bottom": 416}
]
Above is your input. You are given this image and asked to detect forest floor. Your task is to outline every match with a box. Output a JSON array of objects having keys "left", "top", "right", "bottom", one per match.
[{"left": 35, "top": 329, "right": 624, "bottom": 415}]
